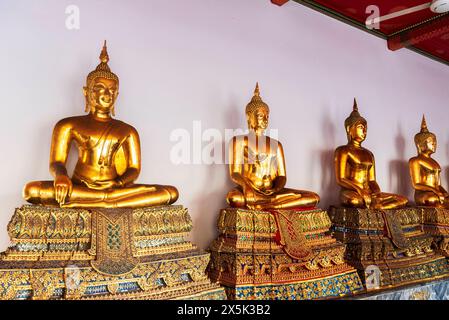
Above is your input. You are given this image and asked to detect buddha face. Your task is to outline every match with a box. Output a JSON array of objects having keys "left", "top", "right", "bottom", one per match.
[
  {"left": 348, "top": 121, "right": 367, "bottom": 143},
  {"left": 84, "top": 77, "right": 119, "bottom": 114},
  {"left": 247, "top": 108, "right": 269, "bottom": 133},
  {"left": 419, "top": 136, "right": 437, "bottom": 155}
]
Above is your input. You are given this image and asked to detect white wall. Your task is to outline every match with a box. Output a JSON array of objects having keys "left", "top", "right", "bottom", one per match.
[{"left": 1, "top": 0, "right": 449, "bottom": 250}]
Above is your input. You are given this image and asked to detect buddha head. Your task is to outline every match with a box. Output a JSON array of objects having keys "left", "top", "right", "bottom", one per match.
[
  {"left": 345, "top": 98, "right": 367, "bottom": 144},
  {"left": 246, "top": 83, "right": 269, "bottom": 134},
  {"left": 84, "top": 41, "right": 119, "bottom": 116},
  {"left": 415, "top": 115, "right": 436, "bottom": 155}
]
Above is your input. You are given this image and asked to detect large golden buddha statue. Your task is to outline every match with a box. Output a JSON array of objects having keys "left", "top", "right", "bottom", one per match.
[
  {"left": 0, "top": 41, "right": 224, "bottom": 301},
  {"left": 409, "top": 115, "right": 449, "bottom": 207},
  {"left": 23, "top": 42, "right": 178, "bottom": 208},
  {"left": 226, "top": 83, "right": 319, "bottom": 210},
  {"left": 334, "top": 99, "right": 408, "bottom": 209}
]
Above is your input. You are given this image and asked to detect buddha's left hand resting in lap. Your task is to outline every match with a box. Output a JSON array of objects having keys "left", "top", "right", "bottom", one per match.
[{"left": 23, "top": 42, "right": 178, "bottom": 208}]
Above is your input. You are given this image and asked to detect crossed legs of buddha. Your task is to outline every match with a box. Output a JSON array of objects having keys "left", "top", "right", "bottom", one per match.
[
  {"left": 227, "top": 187, "right": 319, "bottom": 210},
  {"left": 415, "top": 190, "right": 449, "bottom": 208},
  {"left": 340, "top": 189, "right": 408, "bottom": 210},
  {"left": 23, "top": 181, "right": 179, "bottom": 208}
]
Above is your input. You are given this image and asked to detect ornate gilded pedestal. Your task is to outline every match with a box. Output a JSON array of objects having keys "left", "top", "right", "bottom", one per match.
[
  {"left": 329, "top": 206, "right": 449, "bottom": 289},
  {"left": 207, "top": 207, "right": 364, "bottom": 300},
  {"left": 0, "top": 205, "right": 225, "bottom": 300},
  {"left": 417, "top": 207, "right": 449, "bottom": 257}
]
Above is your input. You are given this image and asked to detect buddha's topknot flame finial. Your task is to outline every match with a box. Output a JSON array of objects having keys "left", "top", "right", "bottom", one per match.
[
  {"left": 353, "top": 97, "right": 358, "bottom": 112},
  {"left": 421, "top": 114, "right": 429, "bottom": 133},
  {"left": 99, "top": 40, "right": 109, "bottom": 64},
  {"left": 254, "top": 82, "right": 260, "bottom": 97}
]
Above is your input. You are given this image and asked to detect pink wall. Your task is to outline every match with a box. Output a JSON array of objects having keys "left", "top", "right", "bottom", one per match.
[{"left": 0, "top": 0, "right": 449, "bottom": 250}]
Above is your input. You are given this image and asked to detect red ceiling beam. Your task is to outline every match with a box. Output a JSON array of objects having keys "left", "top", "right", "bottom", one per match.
[
  {"left": 271, "top": 0, "right": 289, "bottom": 6},
  {"left": 388, "top": 14, "right": 449, "bottom": 51}
]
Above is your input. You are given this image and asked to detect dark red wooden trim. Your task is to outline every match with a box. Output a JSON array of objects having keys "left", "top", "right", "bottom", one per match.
[
  {"left": 387, "top": 14, "right": 449, "bottom": 51},
  {"left": 271, "top": 0, "right": 290, "bottom": 6}
]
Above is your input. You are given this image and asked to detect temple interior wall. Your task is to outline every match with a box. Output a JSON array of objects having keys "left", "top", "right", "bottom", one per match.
[{"left": 1, "top": 0, "right": 449, "bottom": 250}]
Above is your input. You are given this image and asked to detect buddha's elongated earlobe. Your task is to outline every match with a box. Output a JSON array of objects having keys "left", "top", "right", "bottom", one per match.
[{"left": 83, "top": 87, "right": 90, "bottom": 113}]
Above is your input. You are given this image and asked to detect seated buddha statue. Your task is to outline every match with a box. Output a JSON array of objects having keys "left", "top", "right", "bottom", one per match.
[
  {"left": 409, "top": 115, "right": 449, "bottom": 207},
  {"left": 23, "top": 42, "right": 178, "bottom": 208},
  {"left": 334, "top": 99, "right": 408, "bottom": 210},
  {"left": 226, "top": 83, "right": 320, "bottom": 210}
]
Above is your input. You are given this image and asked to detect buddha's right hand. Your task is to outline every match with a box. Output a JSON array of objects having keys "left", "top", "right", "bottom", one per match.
[
  {"left": 54, "top": 175, "right": 73, "bottom": 205},
  {"left": 360, "top": 190, "right": 372, "bottom": 208}
]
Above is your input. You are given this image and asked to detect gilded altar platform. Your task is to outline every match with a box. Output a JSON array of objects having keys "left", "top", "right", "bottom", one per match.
[
  {"left": 328, "top": 206, "right": 449, "bottom": 289},
  {"left": 417, "top": 207, "right": 449, "bottom": 257},
  {"left": 0, "top": 205, "right": 225, "bottom": 300},
  {"left": 207, "top": 207, "right": 364, "bottom": 300}
]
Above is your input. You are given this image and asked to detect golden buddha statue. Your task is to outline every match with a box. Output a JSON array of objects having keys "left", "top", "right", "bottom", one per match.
[
  {"left": 23, "top": 41, "right": 178, "bottom": 208},
  {"left": 226, "top": 83, "right": 320, "bottom": 210},
  {"left": 334, "top": 99, "right": 408, "bottom": 209},
  {"left": 409, "top": 115, "right": 449, "bottom": 207}
]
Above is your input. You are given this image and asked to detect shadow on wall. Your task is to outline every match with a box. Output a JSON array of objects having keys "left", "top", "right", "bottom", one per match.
[
  {"left": 190, "top": 162, "right": 231, "bottom": 250},
  {"left": 189, "top": 102, "right": 240, "bottom": 250},
  {"left": 316, "top": 109, "right": 339, "bottom": 208},
  {"left": 388, "top": 123, "right": 412, "bottom": 201},
  {"left": 28, "top": 122, "right": 53, "bottom": 181},
  {"left": 445, "top": 136, "right": 449, "bottom": 191}
]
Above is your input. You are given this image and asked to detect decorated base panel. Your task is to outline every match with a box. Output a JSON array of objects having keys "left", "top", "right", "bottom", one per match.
[
  {"left": 207, "top": 207, "right": 364, "bottom": 300},
  {"left": 0, "top": 205, "right": 225, "bottom": 300},
  {"left": 221, "top": 271, "right": 362, "bottom": 300},
  {"left": 328, "top": 206, "right": 449, "bottom": 289},
  {"left": 417, "top": 207, "right": 449, "bottom": 257}
]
